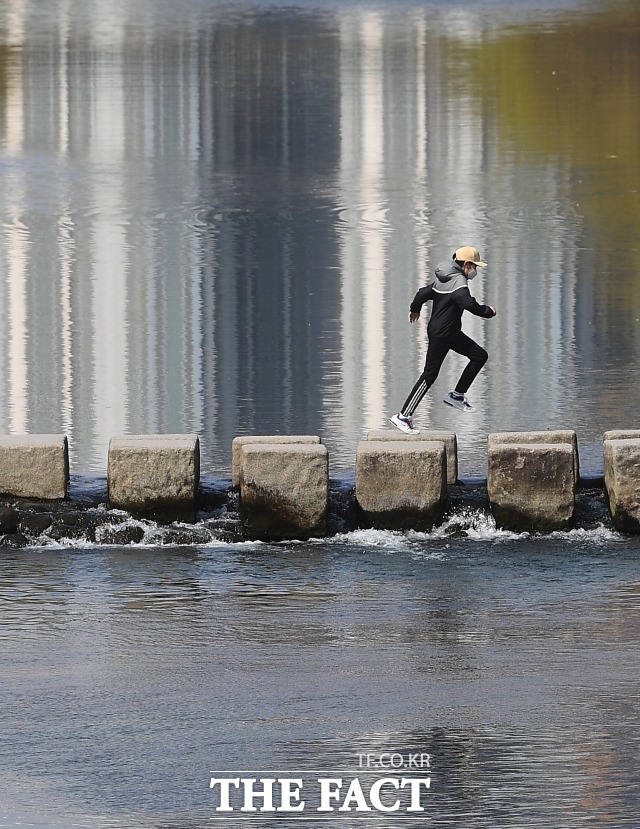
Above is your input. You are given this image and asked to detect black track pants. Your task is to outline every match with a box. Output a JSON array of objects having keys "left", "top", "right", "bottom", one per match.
[{"left": 401, "top": 331, "right": 488, "bottom": 417}]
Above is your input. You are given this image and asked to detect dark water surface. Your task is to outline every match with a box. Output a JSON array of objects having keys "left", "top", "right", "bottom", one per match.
[
  {"left": 1, "top": 0, "right": 640, "bottom": 826},
  {"left": 2, "top": 524, "right": 640, "bottom": 827}
]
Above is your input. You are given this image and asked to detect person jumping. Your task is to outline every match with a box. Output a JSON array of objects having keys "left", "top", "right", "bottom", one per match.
[{"left": 390, "top": 245, "right": 497, "bottom": 434}]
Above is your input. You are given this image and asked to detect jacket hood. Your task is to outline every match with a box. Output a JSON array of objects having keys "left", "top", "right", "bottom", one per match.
[
  {"left": 434, "top": 260, "right": 463, "bottom": 282},
  {"left": 434, "top": 260, "right": 467, "bottom": 291}
]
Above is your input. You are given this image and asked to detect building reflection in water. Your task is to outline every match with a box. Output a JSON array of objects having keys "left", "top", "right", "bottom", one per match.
[{"left": 1, "top": 1, "right": 634, "bottom": 474}]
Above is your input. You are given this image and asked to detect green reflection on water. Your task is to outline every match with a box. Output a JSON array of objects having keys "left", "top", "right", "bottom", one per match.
[{"left": 465, "top": 1, "right": 640, "bottom": 306}]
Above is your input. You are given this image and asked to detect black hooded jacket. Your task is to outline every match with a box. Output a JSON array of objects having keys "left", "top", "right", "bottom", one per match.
[{"left": 409, "top": 260, "right": 496, "bottom": 340}]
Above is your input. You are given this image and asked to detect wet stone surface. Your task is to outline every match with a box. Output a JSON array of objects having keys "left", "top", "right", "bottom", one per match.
[
  {"left": 0, "top": 473, "right": 616, "bottom": 548},
  {"left": 0, "top": 477, "right": 243, "bottom": 548}
]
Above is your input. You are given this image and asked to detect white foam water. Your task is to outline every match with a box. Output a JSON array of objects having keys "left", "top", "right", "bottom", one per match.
[
  {"left": 22, "top": 509, "right": 628, "bottom": 551},
  {"left": 329, "top": 509, "right": 627, "bottom": 551}
]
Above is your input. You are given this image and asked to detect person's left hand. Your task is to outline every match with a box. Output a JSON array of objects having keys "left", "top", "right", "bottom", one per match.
[{"left": 409, "top": 311, "right": 420, "bottom": 323}]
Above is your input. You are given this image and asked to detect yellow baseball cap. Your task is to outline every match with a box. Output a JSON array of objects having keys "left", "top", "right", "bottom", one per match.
[{"left": 453, "top": 246, "right": 487, "bottom": 267}]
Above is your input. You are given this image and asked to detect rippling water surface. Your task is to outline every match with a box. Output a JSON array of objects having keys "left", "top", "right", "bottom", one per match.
[
  {"left": 2, "top": 0, "right": 640, "bottom": 826},
  {"left": 2, "top": 517, "right": 640, "bottom": 827}
]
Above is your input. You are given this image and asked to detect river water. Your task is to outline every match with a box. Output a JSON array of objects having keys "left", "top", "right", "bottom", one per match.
[{"left": 1, "top": 0, "right": 640, "bottom": 826}]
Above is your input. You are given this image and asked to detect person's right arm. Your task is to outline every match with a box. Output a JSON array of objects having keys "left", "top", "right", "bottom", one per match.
[{"left": 455, "top": 286, "right": 496, "bottom": 318}]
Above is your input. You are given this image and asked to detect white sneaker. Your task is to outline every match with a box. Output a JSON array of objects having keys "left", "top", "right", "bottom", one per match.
[
  {"left": 443, "top": 392, "right": 476, "bottom": 413},
  {"left": 390, "top": 413, "right": 420, "bottom": 434}
]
